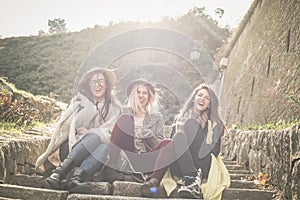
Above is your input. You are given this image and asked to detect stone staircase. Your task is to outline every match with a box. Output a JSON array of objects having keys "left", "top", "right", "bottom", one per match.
[{"left": 0, "top": 160, "right": 278, "bottom": 200}]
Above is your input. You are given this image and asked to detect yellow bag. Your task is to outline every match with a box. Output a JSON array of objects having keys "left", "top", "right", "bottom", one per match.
[
  {"left": 160, "top": 168, "right": 177, "bottom": 196},
  {"left": 201, "top": 154, "right": 231, "bottom": 200}
]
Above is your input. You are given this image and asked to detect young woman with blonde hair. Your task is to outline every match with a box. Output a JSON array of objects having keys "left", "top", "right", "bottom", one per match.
[{"left": 107, "top": 79, "right": 173, "bottom": 183}]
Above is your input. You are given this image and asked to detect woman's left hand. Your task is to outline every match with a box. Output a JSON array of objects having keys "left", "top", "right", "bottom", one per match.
[{"left": 76, "top": 127, "right": 89, "bottom": 135}]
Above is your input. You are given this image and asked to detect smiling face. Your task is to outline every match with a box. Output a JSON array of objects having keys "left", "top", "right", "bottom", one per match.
[
  {"left": 193, "top": 88, "right": 210, "bottom": 113},
  {"left": 137, "top": 85, "right": 149, "bottom": 109},
  {"left": 89, "top": 73, "right": 107, "bottom": 102}
]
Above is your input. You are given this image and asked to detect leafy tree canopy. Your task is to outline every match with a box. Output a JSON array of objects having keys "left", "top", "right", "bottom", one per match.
[{"left": 48, "top": 18, "right": 67, "bottom": 34}]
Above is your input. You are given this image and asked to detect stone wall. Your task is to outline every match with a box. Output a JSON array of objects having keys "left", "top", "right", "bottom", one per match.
[
  {"left": 222, "top": 0, "right": 300, "bottom": 126},
  {"left": 0, "top": 136, "right": 50, "bottom": 183},
  {"left": 222, "top": 122, "right": 300, "bottom": 199}
]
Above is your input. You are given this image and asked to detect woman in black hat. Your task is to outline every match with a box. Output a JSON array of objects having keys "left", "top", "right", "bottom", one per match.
[
  {"left": 37, "top": 67, "right": 122, "bottom": 192},
  {"left": 107, "top": 79, "right": 173, "bottom": 184}
]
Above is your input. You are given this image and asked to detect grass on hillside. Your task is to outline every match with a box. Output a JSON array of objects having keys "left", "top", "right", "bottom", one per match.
[
  {"left": 0, "top": 121, "right": 51, "bottom": 135},
  {"left": 1, "top": 76, "right": 61, "bottom": 134}
]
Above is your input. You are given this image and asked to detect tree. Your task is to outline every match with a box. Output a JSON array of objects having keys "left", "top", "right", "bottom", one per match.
[
  {"left": 215, "top": 8, "right": 225, "bottom": 18},
  {"left": 48, "top": 18, "right": 67, "bottom": 34}
]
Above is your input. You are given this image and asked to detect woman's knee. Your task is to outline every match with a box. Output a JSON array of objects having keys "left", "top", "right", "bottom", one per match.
[
  {"left": 113, "top": 114, "right": 134, "bottom": 136},
  {"left": 98, "top": 143, "right": 109, "bottom": 155},
  {"left": 153, "top": 139, "right": 173, "bottom": 151},
  {"left": 117, "top": 114, "right": 134, "bottom": 123},
  {"left": 173, "top": 131, "right": 187, "bottom": 141},
  {"left": 183, "top": 119, "right": 202, "bottom": 142},
  {"left": 183, "top": 118, "right": 199, "bottom": 130},
  {"left": 78, "top": 133, "right": 102, "bottom": 151},
  {"left": 89, "top": 144, "right": 109, "bottom": 162},
  {"left": 83, "top": 133, "right": 99, "bottom": 141},
  {"left": 160, "top": 139, "right": 172, "bottom": 146}
]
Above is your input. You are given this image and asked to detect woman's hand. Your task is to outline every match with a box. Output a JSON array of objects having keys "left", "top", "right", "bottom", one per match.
[
  {"left": 198, "top": 111, "right": 208, "bottom": 129},
  {"left": 76, "top": 127, "right": 89, "bottom": 135}
]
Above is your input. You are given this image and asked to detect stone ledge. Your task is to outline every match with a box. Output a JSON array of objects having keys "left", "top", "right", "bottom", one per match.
[
  {"left": 0, "top": 184, "right": 68, "bottom": 200},
  {"left": 67, "top": 194, "right": 195, "bottom": 200},
  {"left": 0, "top": 197, "right": 22, "bottom": 200}
]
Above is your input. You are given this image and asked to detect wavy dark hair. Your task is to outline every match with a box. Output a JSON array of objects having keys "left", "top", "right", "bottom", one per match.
[
  {"left": 179, "top": 84, "right": 224, "bottom": 126},
  {"left": 78, "top": 68, "right": 114, "bottom": 121}
]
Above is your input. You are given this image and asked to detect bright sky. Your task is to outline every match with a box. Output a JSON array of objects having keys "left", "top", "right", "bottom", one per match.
[{"left": 0, "top": 0, "right": 253, "bottom": 38}]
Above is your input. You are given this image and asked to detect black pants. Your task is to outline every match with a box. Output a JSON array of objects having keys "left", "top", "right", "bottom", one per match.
[
  {"left": 110, "top": 114, "right": 173, "bottom": 174},
  {"left": 171, "top": 118, "right": 220, "bottom": 179}
]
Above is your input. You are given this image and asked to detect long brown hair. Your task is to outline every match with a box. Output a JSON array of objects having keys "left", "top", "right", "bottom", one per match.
[
  {"left": 78, "top": 68, "right": 114, "bottom": 121},
  {"left": 179, "top": 84, "right": 224, "bottom": 127}
]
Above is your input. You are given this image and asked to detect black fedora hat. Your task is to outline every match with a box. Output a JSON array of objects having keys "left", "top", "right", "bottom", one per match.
[{"left": 126, "top": 79, "right": 155, "bottom": 97}]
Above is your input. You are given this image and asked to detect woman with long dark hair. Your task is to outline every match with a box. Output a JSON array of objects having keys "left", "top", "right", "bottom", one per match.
[
  {"left": 36, "top": 67, "right": 121, "bottom": 192},
  {"left": 142, "top": 84, "right": 226, "bottom": 198}
]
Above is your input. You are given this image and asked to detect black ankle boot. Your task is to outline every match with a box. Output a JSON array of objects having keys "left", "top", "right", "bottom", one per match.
[
  {"left": 46, "top": 158, "right": 74, "bottom": 189},
  {"left": 68, "top": 168, "right": 90, "bottom": 194},
  {"left": 141, "top": 177, "right": 159, "bottom": 197},
  {"left": 100, "top": 166, "right": 125, "bottom": 183}
]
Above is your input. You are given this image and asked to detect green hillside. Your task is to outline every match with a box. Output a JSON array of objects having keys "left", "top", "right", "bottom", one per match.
[
  {"left": 0, "top": 7, "right": 229, "bottom": 124},
  {"left": 0, "top": 8, "right": 228, "bottom": 100}
]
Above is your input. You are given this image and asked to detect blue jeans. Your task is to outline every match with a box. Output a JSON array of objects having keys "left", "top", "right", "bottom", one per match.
[{"left": 67, "top": 133, "right": 108, "bottom": 181}]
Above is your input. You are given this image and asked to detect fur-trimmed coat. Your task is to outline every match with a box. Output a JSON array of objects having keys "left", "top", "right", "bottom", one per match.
[{"left": 35, "top": 94, "right": 121, "bottom": 170}]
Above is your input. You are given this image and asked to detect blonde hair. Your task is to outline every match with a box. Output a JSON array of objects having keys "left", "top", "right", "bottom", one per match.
[{"left": 128, "top": 84, "right": 156, "bottom": 114}]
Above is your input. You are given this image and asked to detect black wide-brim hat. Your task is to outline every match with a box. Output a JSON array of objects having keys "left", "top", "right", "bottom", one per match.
[{"left": 126, "top": 79, "right": 155, "bottom": 97}]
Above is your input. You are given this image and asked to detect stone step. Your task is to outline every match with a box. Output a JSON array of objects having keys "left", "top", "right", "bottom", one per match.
[
  {"left": 10, "top": 174, "right": 113, "bottom": 195},
  {"left": 110, "top": 181, "right": 275, "bottom": 199},
  {"left": 64, "top": 188, "right": 277, "bottom": 200},
  {"left": 225, "top": 164, "right": 245, "bottom": 170},
  {"left": 0, "top": 184, "right": 68, "bottom": 200},
  {"left": 228, "top": 169, "right": 253, "bottom": 174},
  {"left": 0, "top": 197, "right": 22, "bottom": 200},
  {"left": 229, "top": 180, "right": 259, "bottom": 189},
  {"left": 10, "top": 174, "right": 48, "bottom": 189},
  {"left": 67, "top": 194, "right": 197, "bottom": 200},
  {"left": 1, "top": 179, "right": 277, "bottom": 200},
  {"left": 10, "top": 174, "right": 257, "bottom": 191},
  {"left": 109, "top": 181, "right": 275, "bottom": 200},
  {"left": 4, "top": 163, "right": 277, "bottom": 200},
  {"left": 230, "top": 173, "right": 252, "bottom": 180},
  {"left": 222, "top": 188, "right": 276, "bottom": 200},
  {"left": 223, "top": 160, "right": 237, "bottom": 165}
]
